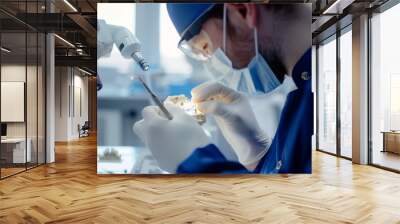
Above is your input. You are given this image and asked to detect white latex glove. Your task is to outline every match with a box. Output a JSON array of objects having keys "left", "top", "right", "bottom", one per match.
[
  {"left": 97, "top": 20, "right": 114, "bottom": 59},
  {"left": 133, "top": 103, "right": 210, "bottom": 173},
  {"left": 191, "top": 82, "right": 270, "bottom": 170}
]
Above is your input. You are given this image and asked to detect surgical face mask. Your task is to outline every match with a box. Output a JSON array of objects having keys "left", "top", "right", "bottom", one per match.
[
  {"left": 249, "top": 75, "right": 298, "bottom": 144},
  {"left": 204, "top": 45, "right": 280, "bottom": 94},
  {"left": 203, "top": 6, "right": 280, "bottom": 94}
]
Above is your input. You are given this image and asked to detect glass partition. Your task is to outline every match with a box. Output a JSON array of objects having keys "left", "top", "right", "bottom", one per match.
[
  {"left": 1, "top": 30, "right": 28, "bottom": 177},
  {"left": 0, "top": 1, "right": 46, "bottom": 179},
  {"left": 27, "top": 31, "right": 38, "bottom": 169},
  {"left": 38, "top": 32, "right": 45, "bottom": 165}
]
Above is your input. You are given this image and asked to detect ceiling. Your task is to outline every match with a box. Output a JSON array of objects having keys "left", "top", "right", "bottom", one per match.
[
  {"left": 0, "top": 0, "right": 97, "bottom": 73},
  {"left": 0, "top": 0, "right": 392, "bottom": 72}
]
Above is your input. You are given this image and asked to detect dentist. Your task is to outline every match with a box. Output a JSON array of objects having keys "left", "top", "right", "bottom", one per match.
[{"left": 134, "top": 3, "right": 312, "bottom": 174}]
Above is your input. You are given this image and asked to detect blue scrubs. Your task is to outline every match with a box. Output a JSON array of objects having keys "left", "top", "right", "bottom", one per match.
[{"left": 177, "top": 49, "right": 312, "bottom": 174}]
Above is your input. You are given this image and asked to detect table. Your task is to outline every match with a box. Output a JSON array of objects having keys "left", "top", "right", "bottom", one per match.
[
  {"left": 97, "top": 146, "right": 164, "bottom": 174},
  {"left": 1, "top": 138, "right": 31, "bottom": 163},
  {"left": 381, "top": 131, "right": 400, "bottom": 154}
]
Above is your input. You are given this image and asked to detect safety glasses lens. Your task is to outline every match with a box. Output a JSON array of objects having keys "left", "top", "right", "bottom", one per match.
[{"left": 178, "top": 40, "right": 210, "bottom": 61}]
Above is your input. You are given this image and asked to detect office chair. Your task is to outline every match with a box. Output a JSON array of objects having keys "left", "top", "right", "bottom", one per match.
[{"left": 78, "top": 121, "right": 90, "bottom": 138}]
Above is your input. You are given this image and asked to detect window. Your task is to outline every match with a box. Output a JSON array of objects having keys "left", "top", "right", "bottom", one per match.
[
  {"left": 371, "top": 2, "right": 400, "bottom": 171},
  {"left": 317, "top": 27, "right": 353, "bottom": 159},
  {"left": 97, "top": 3, "right": 136, "bottom": 75},
  {"left": 339, "top": 28, "right": 352, "bottom": 158},
  {"left": 390, "top": 74, "right": 400, "bottom": 130},
  {"left": 317, "top": 36, "right": 337, "bottom": 154},
  {"left": 159, "top": 3, "right": 192, "bottom": 76}
]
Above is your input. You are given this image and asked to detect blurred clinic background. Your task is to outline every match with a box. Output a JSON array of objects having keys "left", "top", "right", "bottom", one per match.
[
  {"left": 98, "top": 3, "right": 212, "bottom": 147},
  {"left": 97, "top": 4, "right": 215, "bottom": 173}
]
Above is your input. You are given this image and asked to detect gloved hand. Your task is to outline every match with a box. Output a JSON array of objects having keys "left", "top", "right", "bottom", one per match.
[
  {"left": 133, "top": 103, "right": 211, "bottom": 173},
  {"left": 97, "top": 20, "right": 114, "bottom": 59},
  {"left": 191, "top": 81, "right": 270, "bottom": 170}
]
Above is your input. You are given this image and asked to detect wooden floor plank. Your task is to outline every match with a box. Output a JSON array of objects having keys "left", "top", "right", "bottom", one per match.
[{"left": 0, "top": 134, "right": 400, "bottom": 223}]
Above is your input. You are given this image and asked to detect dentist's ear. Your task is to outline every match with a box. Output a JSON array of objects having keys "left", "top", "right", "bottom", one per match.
[{"left": 226, "top": 3, "right": 258, "bottom": 29}]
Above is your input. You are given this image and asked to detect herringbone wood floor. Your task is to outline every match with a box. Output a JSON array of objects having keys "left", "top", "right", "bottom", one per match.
[{"left": 1, "top": 134, "right": 400, "bottom": 224}]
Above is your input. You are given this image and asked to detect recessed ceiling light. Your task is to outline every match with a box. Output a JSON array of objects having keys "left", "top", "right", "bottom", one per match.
[
  {"left": 1, "top": 47, "right": 11, "bottom": 53},
  {"left": 323, "top": 0, "right": 354, "bottom": 15},
  {"left": 63, "top": 0, "right": 78, "bottom": 12},
  {"left": 54, "top": 34, "right": 75, "bottom": 48},
  {"left": 78, "top": 67, "right": 92, "bottom": 76}
]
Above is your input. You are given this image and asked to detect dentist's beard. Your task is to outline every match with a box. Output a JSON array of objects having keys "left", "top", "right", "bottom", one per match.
[{"left": 260, "top": 39, "right": 287, "bottom": 83}]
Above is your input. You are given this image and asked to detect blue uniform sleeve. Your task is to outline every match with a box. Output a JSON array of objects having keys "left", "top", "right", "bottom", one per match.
[{"left": 176, "top": 144, "right": 250, "bottom": 174}]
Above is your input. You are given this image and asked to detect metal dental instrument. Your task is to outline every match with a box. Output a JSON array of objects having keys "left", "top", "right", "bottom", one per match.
[{"left": 136, "top": 76, "right": 173, "bottom": 120}]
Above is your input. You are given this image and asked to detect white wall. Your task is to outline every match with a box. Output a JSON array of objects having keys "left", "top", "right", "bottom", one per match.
[
  {"left": 1, "top": 82, "right": 25, "bottom": 122},
  {"left": 1, "top": 65, "right": 26, "bottom": 132},
  {"left": 1, "top": 65, "right": 40, "bottom": 138},
  {"left": 72, "top": 74, "right": 89, "bottom": 138},
  {"left": 55, "top": 66, "right": 69, "bottom": 141},
  {"left": 55, "top": 67, "right": 89, "bottom": 141}
]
